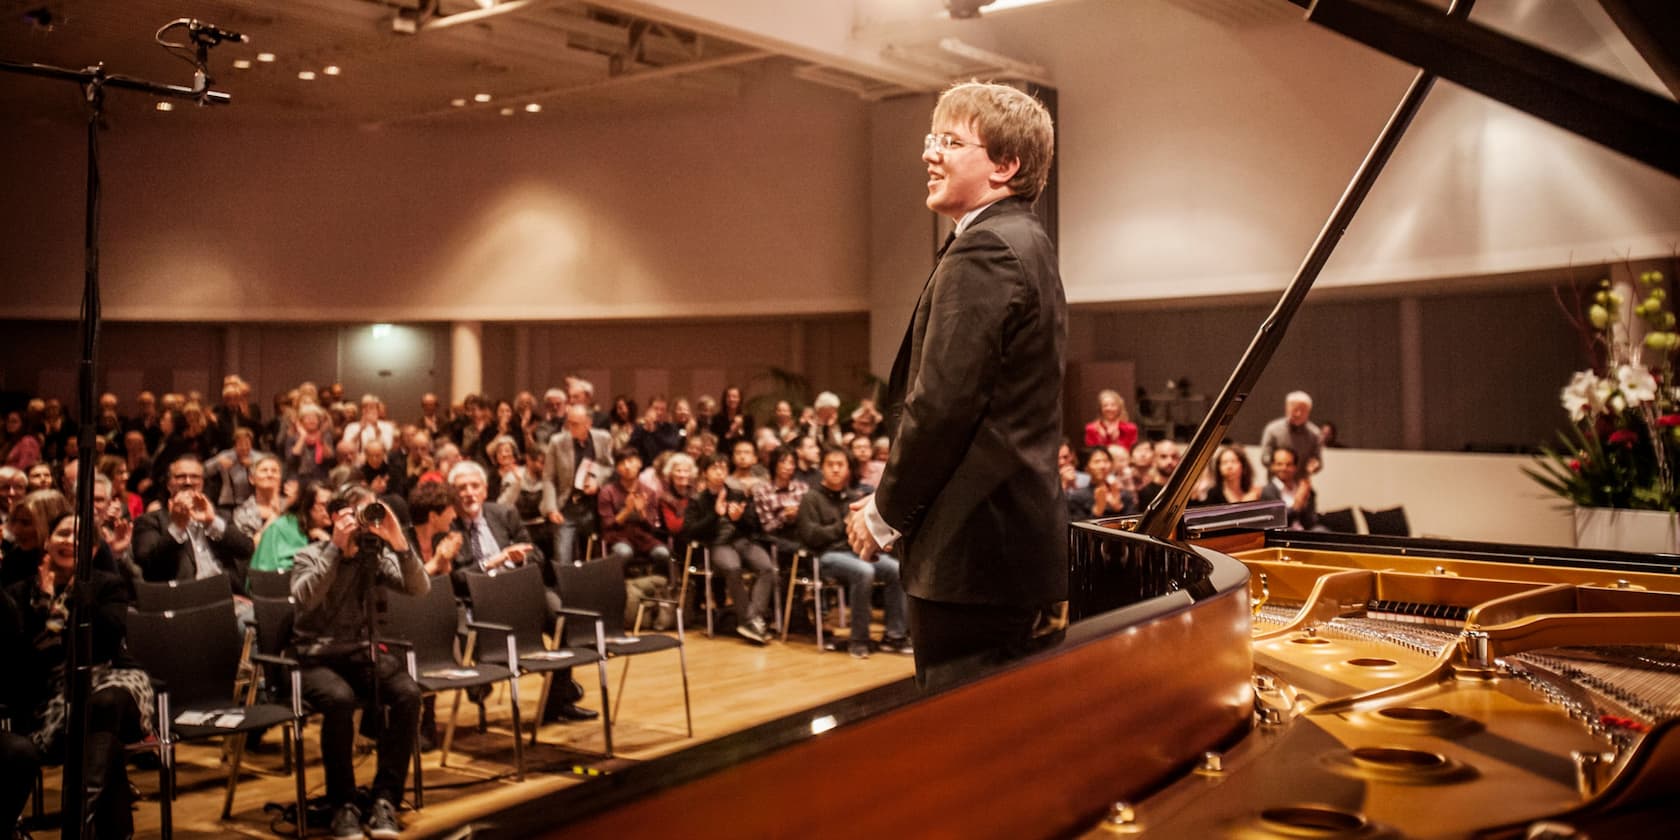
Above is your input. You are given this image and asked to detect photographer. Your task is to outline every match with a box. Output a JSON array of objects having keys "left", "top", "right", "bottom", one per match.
[{"left": 290, "top": 483, "right": 428, "bottom": 839}]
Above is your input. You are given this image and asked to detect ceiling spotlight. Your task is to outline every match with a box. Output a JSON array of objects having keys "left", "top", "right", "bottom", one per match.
[
  {"left": 256, "top": 52, "right": 276, "bottom": 63},
  {"left": 232, "top": 59, "right": 253, "bottom": 70},
  {"left": 297, "top": 70, "right": 317, "bottom": 80},
  {"left": 155, "top": 101, "right": 174, "bottom": 112},
  {"left": 323, "top": 65, "right": 341, "bottom": 76},
  {"left": 473, "top": 92, "right": 492, "bottom": 103},
  {"left": 524, "top": 103, "right": 542, "bottom": 113},
  {"left": 450, "top": 98, "right": 467, "bottom": 107},
  {"left": 499, "top": 106, "right": 514, "bottom": 116}
]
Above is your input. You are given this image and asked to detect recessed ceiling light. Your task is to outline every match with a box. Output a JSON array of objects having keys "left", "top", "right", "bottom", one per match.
[
  {"left": 473, "top": 92, "right": 492, "bottom": 103},
  {"left": 256, "top": 52, "right": 276, "bottom": 63},
  {"left": 232, "top": 59, "right": 252, "bottom": 70},
  {"left": 499, "top": 106, "right": 514, "bottom": 116},
  {"left": 322, "top": 65, "right": 341, "bottom": 76},
  {"left": 155, "top": 101, "right": 174, "bottom": 112},
  {"left": 524, "top": 103, "right": 541, "bottom": 113},
  {"left": 297, "top": 70, "right": 317, "bottom": 80},
  {"left": 450, "top": 98, "right": 467, "bottom": 107}
]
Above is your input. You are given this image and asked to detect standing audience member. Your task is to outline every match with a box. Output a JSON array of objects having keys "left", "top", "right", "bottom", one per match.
[
  {"left": 498, "top": 446, "right": 552, "bottom": 569},
  {"left": 284, "top": 403, "right": 336, "bottom": 483},
  {"left": 0, "top": 412, "right": 41, "bottom": 470},
  {"left": 847, "top": 400, "right": 883, "bottom": 444},
  {"left": 851, "top": 435, "right": 884, "bottom": 490},
  {"left": 770, "top": 400, "right": 799, "bottom": 444},
  {"left": 711, "top": 386, "right": 755, "bottom": 451},
  {"left": 205, "top": 427, "right": 268, "bottom": 515},
  {"left": 793, "top": 436, "right": 823, "bottom": 487},
  {"left": 798, "top": 447, "right": 911, "bottom": 659},
  {"left": 1261, "top": 391, "right": 1324, "bottom": 475},
  {"left": 1261, "top": 446, "right": 1319, "bottom": 530},
  {"left": 341, "top": 394, "right": 398, "bottom": 461},
  {"left": 542, "top": 405, "right": 613, "bottom": 567},
  {"left": 1084, "top": 389, "right": 1139, "bottom": 452}
]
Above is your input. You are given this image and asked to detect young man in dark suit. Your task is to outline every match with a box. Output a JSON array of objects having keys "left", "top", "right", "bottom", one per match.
[{"left": 849, "top": 81, "right": 1066, "bottom": 688}]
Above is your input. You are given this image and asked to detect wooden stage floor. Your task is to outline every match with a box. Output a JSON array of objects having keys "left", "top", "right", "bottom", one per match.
[{"left": 30, "top": 628, "right": 915, "bottom": 839}]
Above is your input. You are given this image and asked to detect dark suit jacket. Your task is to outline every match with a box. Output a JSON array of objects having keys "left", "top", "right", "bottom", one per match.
[
  {"left": 131, "top": 508, "right": 255, "bottom": 593},
  {"left": 876, "top": 196, "right": 1068, "bottom": 607},
  {"left": 450, "top": 501, "right": 548, "bottom": 591}
]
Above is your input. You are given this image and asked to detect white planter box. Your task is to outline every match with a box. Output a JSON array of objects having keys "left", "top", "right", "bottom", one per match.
[{"left": 1573, "top": 507, "right": 1680, "bottom": 555}]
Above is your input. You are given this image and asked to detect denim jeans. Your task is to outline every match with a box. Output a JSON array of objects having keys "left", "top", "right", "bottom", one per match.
[{"left": 817, "top": 550, "right": 907, "bottom": 643}]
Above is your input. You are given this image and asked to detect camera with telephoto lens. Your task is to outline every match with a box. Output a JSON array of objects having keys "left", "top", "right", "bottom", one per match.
[{"left": 353, "top": 501, "right": 388, "bottom": 558}]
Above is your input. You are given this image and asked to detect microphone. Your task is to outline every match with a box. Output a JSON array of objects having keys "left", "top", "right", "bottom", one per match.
[{"left": 188, "top": 19, "right": 249, "bottom": 44}]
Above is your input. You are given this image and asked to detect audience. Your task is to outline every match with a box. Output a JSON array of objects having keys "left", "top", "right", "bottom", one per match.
[
  {"left": 249, "top": 480, "right": 331, "bottom": 575},
  {"left": 1260, "top": 446, "right": 1319, "bottom": 530},
  {"left": 132, "top": 455, "right": 255, "bottom": 604},
  {"left": 1084, "top": 389, "right": 1139, "bottom": 452},
  {"left": 795, "top": 447, "right": 911, "bottom": 659}
]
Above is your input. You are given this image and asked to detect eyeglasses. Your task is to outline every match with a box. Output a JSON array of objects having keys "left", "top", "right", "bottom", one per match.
[
  {"left": 924, "top": 133, "right": 985, "bottom": 155},
  {"left": 170, "top": 473, "right": 203, "bottom": 484}
]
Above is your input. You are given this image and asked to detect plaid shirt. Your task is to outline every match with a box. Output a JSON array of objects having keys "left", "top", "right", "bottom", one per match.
[{"left": 752, "top": 478, "right": 809, "bottom": 535}]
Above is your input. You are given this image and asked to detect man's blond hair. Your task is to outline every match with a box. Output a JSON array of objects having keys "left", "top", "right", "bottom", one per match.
[{"left": 932, "top": 80, "right": 1055, "bottom": 202}]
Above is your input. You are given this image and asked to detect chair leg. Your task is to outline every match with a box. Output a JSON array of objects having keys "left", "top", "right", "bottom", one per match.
[
  {"left": 412, "top": 696, "right": 426, "bottom": 812},
  {"left": 280, "top": 724, "right": 293, "bottom": 775},
  {"left": 612, "top": 659, "right": 633, "bottom": 724},
  {"left": 441, "top": 689, "right": 464, "bottom": 768},
  {"left": 595, "top": 658, "right": 614, "bottom": 757},
  {"left": 507, "top": 677, "right": 525, "bottom": 782},
  {"left": 31, "top": 765, "right": 42, "bottom": 819},
  {"left": 531, "top": 674, "right": 553, "bottom": 747},
  {"left": 219, "top": 732, "right": 249, "bottom": 819},
  {"left": 782, "top": 564, "right": 798, "bottom": 643},
  {"left": 291, "top": 719, "right": 308, "bottom": 840}
]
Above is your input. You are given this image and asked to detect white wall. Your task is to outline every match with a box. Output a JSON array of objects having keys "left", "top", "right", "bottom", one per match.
[{"left": 0, "top": 65, "right": 873, "bottom": 323}]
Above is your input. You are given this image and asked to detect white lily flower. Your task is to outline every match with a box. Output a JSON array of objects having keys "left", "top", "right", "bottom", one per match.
[
  {"left": 1561, "top": 370, "right": 1604, "bottom": 421},
  {"left": 1617, "top": 363, "right": 1659, "bottom": 406}
]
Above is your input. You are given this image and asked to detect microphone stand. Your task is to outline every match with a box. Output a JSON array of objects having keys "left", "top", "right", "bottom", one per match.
[{"left": 0, "top": 43, "right": 230, "bottom": 839}]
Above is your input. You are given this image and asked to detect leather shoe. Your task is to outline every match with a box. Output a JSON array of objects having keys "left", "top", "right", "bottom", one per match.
[{"left": 545, "top": 703, "right": 599, "bottom": 723}]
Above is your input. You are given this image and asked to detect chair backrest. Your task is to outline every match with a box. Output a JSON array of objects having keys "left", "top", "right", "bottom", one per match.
[
  {"left": 1361, "top": 506, "right": 1411, "bottom": 537},
  {"left": 249, "top": 595, "right": 295, "bottom": 658},
  {"left": 556, "top": 555, "right": 629, "bottom": 644},
  {"left": 383, "top": 576, "right": 461, "bottom": 671},
  {"left": 133, "top": 573, "right": 234, "bottom": 613},
  {"left": 248, "top": 568, "right": 292, "bottom": 599},
  {"left": 126, "top": 601, "right": 245, "bottom": 710},
  {"left": 1318, "top": 508, "right": 1360, "bottom": 534},
  {"left": 464, "top": 564, "right": 551, "bottom": 662}
]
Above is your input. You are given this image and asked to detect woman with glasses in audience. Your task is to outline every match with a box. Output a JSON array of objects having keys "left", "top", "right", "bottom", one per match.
[{"left": 1, "top": 511, "right": 153, "bottom": 838}]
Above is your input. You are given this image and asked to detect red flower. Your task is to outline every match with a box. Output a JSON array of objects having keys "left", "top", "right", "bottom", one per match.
[
  {"left": 1659, "top": 414, "right": 1680, "bottom": 428},
  {"left": 1568, "top": 458, "right": 1583, "bottom": 472},
  {"left": 1608, "top": 429, "right": 1639, "bottom": 447}
]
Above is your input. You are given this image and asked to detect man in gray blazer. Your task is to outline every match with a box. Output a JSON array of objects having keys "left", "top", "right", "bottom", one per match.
[
  {"left": 542, "top": 404, "right": 614, "bottom": 567},
  {"left": 850, "top": 81, "right": 1066, "bottom": 687}
]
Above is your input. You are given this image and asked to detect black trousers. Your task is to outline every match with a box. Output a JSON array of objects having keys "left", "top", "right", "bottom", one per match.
[
  {"left": 1, "top": 686, "right": 140, "bottom": 837},
  {"left": 907, "top": 597, "right": 1047, "bottom": 691},
  {"left": 300, "top": 653, "right": 421, "bottom": 806},
  {"left": 0, "top": 730, "right": 40, "bottom": 833}
]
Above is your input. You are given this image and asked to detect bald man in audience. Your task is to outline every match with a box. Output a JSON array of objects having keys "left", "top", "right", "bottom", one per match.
[{"left": 1261, "top": 390, "right": 1323, "bottom": 474}]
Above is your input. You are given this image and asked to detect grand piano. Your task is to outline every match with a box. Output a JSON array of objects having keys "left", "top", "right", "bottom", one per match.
[{"left": 468, "top": 1, "right": 1680, "bottom": 836}]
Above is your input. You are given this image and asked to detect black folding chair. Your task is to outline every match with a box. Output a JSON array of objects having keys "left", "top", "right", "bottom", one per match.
[
  {"left": 246, "top": 567, "right": 292, "bottom": 598},
  {"left": 133, "top": 573, "right": 235, "bottom": 613},
  {"left": 247, "top": 594, "right": 301, "bottom": 775},
  {"left": 1318, "top": 507, "right": 1360, "bottom": 534},
  {"left": 556, "top": 554, "right": 692, "bottom": 738},
  {"left": 1362, "top": 505, "right": 1412, "bottom": 536},
  {"left": 384, "top": 576, "right": 524, "bottom": 808},
  {"left": 464, "top": 564, "right": 614, "bottom": 754},
  {"left": 125, "top": 601, "right": 307, "bottom": 839}
]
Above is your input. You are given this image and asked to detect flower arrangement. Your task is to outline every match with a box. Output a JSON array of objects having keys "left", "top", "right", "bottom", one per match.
[{"left": 1527, "top": 270, "right": 1679, "bottom": 510}]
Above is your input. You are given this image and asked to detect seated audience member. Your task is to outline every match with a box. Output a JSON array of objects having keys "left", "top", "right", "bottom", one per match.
[
  {"left": 729, "top": 438, "right": 769, "bottom": 496},
  {"left": 710, "top": 386, "right": 755, "bottom": 451},
  {"left": 451, "top": 460, "right": 593, "bottom": 725},
  {"left": 37, "top": 399, "right": 77, "bottom": 466},
  {"left": 120, "top": 430, "right": 154, "bottom": 502},
  {"left": 250, "top": 481, "right": 332, "bottom": 575},
  {"left": 513, "top": 391, "right": 540, "bottom": 449},
  {"left": 415, "top": 392, "right": 444, "bottom": 439},
  {"left": 1, "top": 489, "right": 73, "bottom": 588},
  {"left": 1136, "top": 440, "right": 1183, "bottom": 509},
  {"left": 1260, "top": 446, "right": 1319, "bottom": 530},
  {"left": 1129, "top": 439, "right": 1155, "bottom": 488},
  {"left": 770, "top": 399, "right": 799, "bottom": 444},
  {"left": 802, "top": 392, "right": 846, "bottom": 448},
  {"left": 290, "top": 484, "right": 426, "bottom": 840},
  {"left": 757, "top": 447, "right": 811, "bottom": 539},
  {"left": 26, "top": 463, "right": 54, "bottom": 492},
  {"left": 132, "top": 455, "right": 255, "bottom": 597},
  {"left": 339, "top": 394, "right": 398, "bottom": 463},
  {"left": 1068, "top": 447, "right": 1131, "bottom": 520},
  {"left": 124, "top": 390, "right": 162, "bottom": 453},
  {"left": 671, "top": 398, "right": 699, "bottom": 445},
  {"left": 692, "top": 396, "right": 719, "bottom": 445},
  {"left": 408, "top": 480, "right": 462, "bottom": 577},
  {"left": 151, "top": 404, "right": 218, "bottom": 489},
  {"left": 90, "top": 473, "right": 137, "bottom": 582},
  {"left": 283, "top": 403, "right": 336, "bottom": 483},
  {"left": 793, "top": 435, "right": 823, "bottom": 487},
  {"left": 485, "top": 434, "right": 522, "bottom": 501},
  {"left": 232, "top": 454, "right": 288, "bottom": 540},
  {"left": 796, "top": 447, "right": 911, "bottom": 659},
  {"left": 98, "top": 454, "right": 145, "bottom": 520},
  {"left": 656, "top": 452, "right": 696, "bottom": 546},
  {"left": 684, "top": 430, "right": 717, "bottom": 461},
  {"left": 205, "top": 427, "right": 268, "bottom": 515},
  {"left": 498, "top": 446, "right": 551, "bottom": 566},
  {"left": 1319, "top": 420, "right": 1342, "bottom": 449},
  {"left": 448, "top": 460, "right": 539, "bottom": 587},
  {"left": 361, "top": 437, "right": 406, "bottom": 501},
  {"left": 1057, "top": 440, "right": 1090, "bottom": 492},
  {"left": 1, "top": 512, "right": 152, "bottom": 838},
  {"left": 1205, "top": 444, "right": 1261, "bottom": 505},
  {"left": 606, "top": 396, "right": 637, "bottom": 453},
  {"left": 847, "top": 399, "right": 883, "bottom": 444},
  {"left": 431, "top": 443, "right": 463, "bottom": 485},
  {"left": 455, "top": 396, "right": 494, "bottom": 463},
  {"left": 682, "top": 452, "right": 773, "bottom": 644},
  {"left": 0, "top": 466, "right": 26, "bottom": 528},
  {"left": 403, "top": 429, "right": 435, "bottom": 489},
  {"left": 872, "top": 436, "right": 890, "bottom": 466},
  {"left": 543, "top": 404, "right": 613, "bottom": 566},
  {"left": 0, "top": 411, "right": 41, "bottom": 470},
  {"left": 629, "top": 397, "right": 681, "bottom": 465},
  {"left": 598, "top": 448, "right": 671, "bottom": 573},
  {"left": 851, "top": 434, "right": 884, "bottom": 491},
  {"left": 1084, "top": 389, "right": 1139, "bottom": 452}
]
